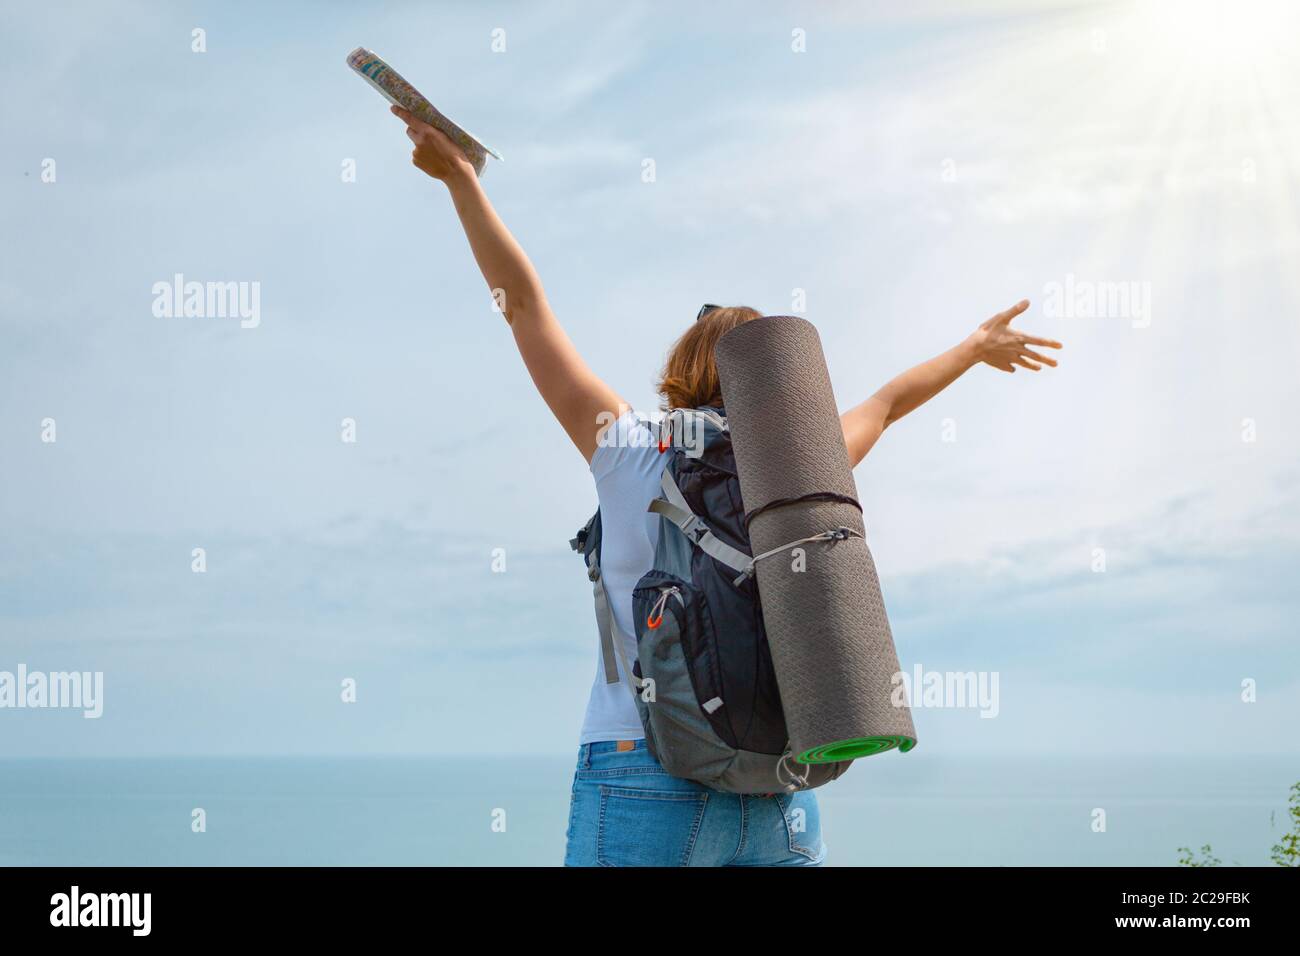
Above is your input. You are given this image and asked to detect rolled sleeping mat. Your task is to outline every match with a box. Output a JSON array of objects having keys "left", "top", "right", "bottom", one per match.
[{"left": 715, "top": 315, "right": 916, "bottom": 764}]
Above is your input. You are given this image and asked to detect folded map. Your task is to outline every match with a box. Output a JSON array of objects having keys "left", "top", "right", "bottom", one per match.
[{"left": 347, "top": 47, "right": 502, "bottom": 177}]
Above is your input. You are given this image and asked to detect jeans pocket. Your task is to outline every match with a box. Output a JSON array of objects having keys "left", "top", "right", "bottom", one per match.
[
  {"left": 777, "top": 791, "right": 825, "bottom": 863},
  {"left": 596, "top": 786, "right": 709, "bottom": 867}
]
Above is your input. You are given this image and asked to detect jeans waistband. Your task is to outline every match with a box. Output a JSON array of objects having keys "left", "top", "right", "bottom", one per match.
[{"left": 578, "top": 738, "right": 647, "bottom": 768}]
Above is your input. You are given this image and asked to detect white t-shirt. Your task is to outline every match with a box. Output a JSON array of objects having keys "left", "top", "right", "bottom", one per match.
[{"left": 578, "top": 409, "right": 667, "bottom": 743}]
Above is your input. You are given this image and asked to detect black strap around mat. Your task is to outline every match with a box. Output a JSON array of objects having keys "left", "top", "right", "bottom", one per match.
[{"left": 743, "top": 490, "right": 863, "bottom": 530}]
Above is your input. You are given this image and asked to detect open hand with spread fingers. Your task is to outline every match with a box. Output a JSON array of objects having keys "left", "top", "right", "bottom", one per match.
[{"left": 968, "top": 299, "right": 1062, "bottom": 373}]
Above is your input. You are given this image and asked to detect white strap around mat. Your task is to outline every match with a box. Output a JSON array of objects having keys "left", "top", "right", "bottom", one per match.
[
  {"left": 648, "top": 470, "right": 751, "bottom": 575},
  {"left": 732, "top": 526, "right": 864, "bottom": 586}
]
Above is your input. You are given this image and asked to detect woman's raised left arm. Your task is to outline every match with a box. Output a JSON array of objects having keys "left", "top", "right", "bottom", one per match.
[{"left": 839, "top": 299, "right": 1062, "bottom": 466}]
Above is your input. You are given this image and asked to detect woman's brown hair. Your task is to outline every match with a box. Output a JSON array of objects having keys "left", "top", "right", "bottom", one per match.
[{"left": 657, "top": 306, "right": 762, "bottom": 410}]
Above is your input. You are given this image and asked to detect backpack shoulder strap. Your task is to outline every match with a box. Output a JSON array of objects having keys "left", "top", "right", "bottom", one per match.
[
  {"left": 589, "top": 556, "right": 644, "bottom": 697},
  {"left": 647, "top": 467, "right": 751, "bottom": 575},
  {"left": 572, "top": 510, "right": 643, "bottom": 695}
]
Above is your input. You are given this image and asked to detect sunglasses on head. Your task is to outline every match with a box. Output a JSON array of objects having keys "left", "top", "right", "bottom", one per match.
[{"left": 696, "top": 303, "right": 721, "bottom": 321}]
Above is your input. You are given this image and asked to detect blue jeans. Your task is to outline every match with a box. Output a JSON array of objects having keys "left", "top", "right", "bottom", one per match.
[{"left": 563, "top": 739, "right": 826, "bottom": 866}]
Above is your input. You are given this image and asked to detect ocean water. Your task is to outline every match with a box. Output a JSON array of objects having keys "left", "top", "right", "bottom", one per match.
[{"left": 0, "top": 754, "right": 1293, "bottom": 866}]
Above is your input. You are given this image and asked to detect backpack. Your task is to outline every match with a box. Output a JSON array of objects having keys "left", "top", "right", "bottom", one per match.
[{"left": 570, "top": 407, "right": 851, "bottom": 794}]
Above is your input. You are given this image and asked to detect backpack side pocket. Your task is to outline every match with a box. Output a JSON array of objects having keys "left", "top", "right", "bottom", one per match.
[{"left": 632, "top": 572, "right": 734, "bottom": 786}]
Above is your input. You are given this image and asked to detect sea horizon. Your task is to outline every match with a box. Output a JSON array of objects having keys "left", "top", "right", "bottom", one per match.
[{"left": 2, "top": 753, "right": 1294, "bottom": 867}]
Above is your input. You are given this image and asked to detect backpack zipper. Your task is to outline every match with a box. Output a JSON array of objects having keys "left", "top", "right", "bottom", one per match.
[{"left": 645, "top": 585, "right": 683, "bottom": 630}]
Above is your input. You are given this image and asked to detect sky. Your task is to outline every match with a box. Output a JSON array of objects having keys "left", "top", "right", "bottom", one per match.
[{"left": 1, "top": 0, "right": 1298, "bottom": 758}]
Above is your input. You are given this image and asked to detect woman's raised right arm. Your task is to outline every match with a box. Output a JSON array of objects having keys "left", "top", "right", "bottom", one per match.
[{"left": 392, "top": 105, "right": 624, "bottom": 463}]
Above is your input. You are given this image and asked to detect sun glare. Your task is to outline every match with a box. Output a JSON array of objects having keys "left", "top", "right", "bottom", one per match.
[{"left": 1133, "top": 0, "right": 1300, "bottom": 69}]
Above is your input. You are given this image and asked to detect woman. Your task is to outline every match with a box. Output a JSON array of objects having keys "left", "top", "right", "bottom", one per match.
[{"left": 392, "top": 105, "right": 1062, "bottom": 866}]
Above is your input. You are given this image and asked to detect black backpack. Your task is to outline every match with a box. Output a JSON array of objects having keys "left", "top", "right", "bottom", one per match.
[{"left": 571, "top": 407, "right": 850, "bottom": 793}]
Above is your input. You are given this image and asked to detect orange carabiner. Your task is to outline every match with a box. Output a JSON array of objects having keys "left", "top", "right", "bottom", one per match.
[{"left": 646, "top": 613, "right": 663, "bottom": 630}]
